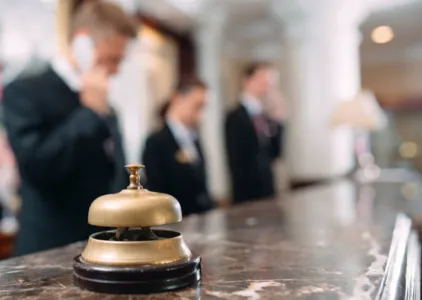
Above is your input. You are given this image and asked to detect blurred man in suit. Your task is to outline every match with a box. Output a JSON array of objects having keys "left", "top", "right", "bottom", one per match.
[
  {"left": 2, "top": 1, "right": 138, "bottom": 255},
  {"left": 142, "top": 77, "right": 214, "bottom": 216},
  {"left": 225, "top": 62, "right": 284, "bottom": 204}
]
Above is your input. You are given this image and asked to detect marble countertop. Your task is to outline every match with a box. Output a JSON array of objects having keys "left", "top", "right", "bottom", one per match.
[{"left": 0, "top": 179, "right": 420, "bottom": 299}]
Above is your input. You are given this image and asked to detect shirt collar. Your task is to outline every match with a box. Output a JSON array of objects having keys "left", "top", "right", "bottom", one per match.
[
  {"left": 51, "top": 55, "right": 81, "bottom": 92},
  {"left": 166, "top": 117, "right": 197, "bottom": 144},
  {"left": 241, "top": 92, "right": 263, "bottom": 116}
]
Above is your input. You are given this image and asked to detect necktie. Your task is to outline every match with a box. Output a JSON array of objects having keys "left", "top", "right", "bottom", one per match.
[{"left": 253, "top": 114, "right": 268, "bottom": 138}]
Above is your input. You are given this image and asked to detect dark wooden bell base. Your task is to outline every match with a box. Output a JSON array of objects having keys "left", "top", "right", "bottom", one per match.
[{"left": 73, "top": 255, "right": 201, "bottom": 294}]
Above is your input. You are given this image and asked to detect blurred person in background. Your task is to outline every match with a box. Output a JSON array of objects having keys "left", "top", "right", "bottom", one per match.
[
  {"left": 225, "top": 62, "right": 285, "bottom": 204},
  {"left": 0, "top": 128, "right": 20, "bottom": 235},
  {"left": 142, "top": 77, "right": 214, "bottom": 216},
  {"left": 2, "top": 1, "right": 138, "bottom": 256}
]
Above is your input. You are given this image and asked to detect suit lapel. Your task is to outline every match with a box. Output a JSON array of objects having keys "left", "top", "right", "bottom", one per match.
[
  {"left": 194, "top": 138, "right": 204, "bottom": 163},
  {"left": 163, "top": 124, "right": 182, "bottom": 156},
  {"left": 163, "top": 124, "right": 196, "bottom": 166},
  {"left": 239, "top": 104, "right": 260, "bottom": 147}
]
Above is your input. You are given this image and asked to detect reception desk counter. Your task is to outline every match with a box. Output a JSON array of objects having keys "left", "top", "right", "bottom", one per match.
[{"left": 0, "top": 179, "right": 420, "bottom": 299}]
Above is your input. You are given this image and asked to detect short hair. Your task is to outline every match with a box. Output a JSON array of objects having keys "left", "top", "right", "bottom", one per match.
[
  {"left": 175, "top": 76, "right": 207, "bottom": 95},
  {"left": 243, "top": 62, "right": 272, "bottom": 79},
  {"left": 71, "top": 1, "right": 138, "bottom": 40},
  {"left": 159, "top": 76, "right": 207, "bottom": 119}
]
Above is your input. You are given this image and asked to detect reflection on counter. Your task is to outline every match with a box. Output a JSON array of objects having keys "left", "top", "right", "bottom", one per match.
[{"left": 0, "top": 178, "right": 419, "bottom": 299}]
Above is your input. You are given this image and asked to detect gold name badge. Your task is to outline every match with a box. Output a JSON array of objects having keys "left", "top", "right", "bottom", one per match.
[{"left": 175, "top": 150, "right": 191, "bottom": 164}]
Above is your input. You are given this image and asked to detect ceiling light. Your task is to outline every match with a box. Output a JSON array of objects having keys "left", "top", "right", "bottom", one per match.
[
  {"left": 371, "top": 26, "right": 394, "bottom": 44},
  {"left": 400, "top": 142, "right": 418, "bottom": 159}
]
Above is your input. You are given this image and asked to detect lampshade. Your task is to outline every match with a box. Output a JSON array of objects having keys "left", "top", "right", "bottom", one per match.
[{"left": 330, "top": 90, "right": 388, "bottom": 131}]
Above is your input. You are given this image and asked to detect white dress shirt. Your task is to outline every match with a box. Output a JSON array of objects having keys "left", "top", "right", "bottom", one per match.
[
  {"left": 241, "top": 92, "right": 264, "bottom": 116},
  {"left": 166, "top": 117, "right": 199, "bottom": 163}
]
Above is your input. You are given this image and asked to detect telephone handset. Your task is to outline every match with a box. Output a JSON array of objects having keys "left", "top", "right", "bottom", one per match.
[{"left": 71, "top": 35, "right": 95, "bottom": 75}]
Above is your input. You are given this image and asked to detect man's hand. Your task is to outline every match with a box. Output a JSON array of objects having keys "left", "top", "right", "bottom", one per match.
[
  {"left": 267, "top": 91, "right": 286, "bottom": 123},
  {"left": 80, "top": 66, "right": 110, "bottom": 116}
]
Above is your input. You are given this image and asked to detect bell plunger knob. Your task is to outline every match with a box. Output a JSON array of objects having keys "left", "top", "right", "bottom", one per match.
[{"left": 126, "top": 164, "right": 144, "bottom": 190}]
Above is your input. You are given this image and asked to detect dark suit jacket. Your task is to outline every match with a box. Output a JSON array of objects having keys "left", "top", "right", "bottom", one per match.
[
  {"left": 142, "top": 124, "right": 214, "bottom": 216},
  {"left": 225, "top": 104, "right": 284, "bottom": 203},
  {"left": 2, "top": 67, "right": 127, "bottom": 256}
]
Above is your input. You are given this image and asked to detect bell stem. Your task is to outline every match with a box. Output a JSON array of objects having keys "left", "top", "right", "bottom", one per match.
[{"left": 125, "top": 164, "right": 144, "bottom": 190}]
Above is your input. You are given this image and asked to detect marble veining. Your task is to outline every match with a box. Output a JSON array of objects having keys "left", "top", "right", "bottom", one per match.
[
  {"left": 206, "top": 281, "right": 282, "bottom": 299},
  {"left": 347, "top": 231, "right": 388, "bottom": 300},
  {"left": 0, "top": 180, "right": 417, "bottom": 299}
]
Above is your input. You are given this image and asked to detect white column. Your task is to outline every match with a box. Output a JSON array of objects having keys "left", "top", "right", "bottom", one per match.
[
  {"left": 275, "top": 1, "right": 368, "bottom": 182},
  {"left": 195, "top": 11, "right": 229, "bottom": 201},
  {"left": 109, "top": 39, "right": 148, "bottom": 165}
]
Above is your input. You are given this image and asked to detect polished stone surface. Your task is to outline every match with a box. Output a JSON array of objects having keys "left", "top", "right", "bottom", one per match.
[{"left": 0, "top": 179, "right": 420, "bottom": 299}]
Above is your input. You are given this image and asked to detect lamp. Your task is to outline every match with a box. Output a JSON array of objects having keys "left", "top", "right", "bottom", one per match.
[
  {"left": 330, "top": 90, "right": 387, "bottom": 130},
  {"left": 330, "top": 90, "right": 388, "bottom": 181}
]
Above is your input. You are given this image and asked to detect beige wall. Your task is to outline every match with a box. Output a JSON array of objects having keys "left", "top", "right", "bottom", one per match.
[
  {"left": 362, "top": 60, "right": 422, "bottom": 172},
  {"left": 109, "top": 24, "right": 178, "bottom": 165},
  {"left": 222, "top": 56, "right": 243, "bottom": 109},
  {"left": 139, "top": 25, "right": 178, "bottom": 132},
  {"left": 361, "top": 60, "right": 422, "bottom": 102}
]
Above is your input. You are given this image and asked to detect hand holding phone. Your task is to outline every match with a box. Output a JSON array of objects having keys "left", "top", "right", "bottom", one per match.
[
  {"left": 71, "top": 35, "right": 95, "bottom": 75},
  {"left": 267, "top": 90, "right": 286, "bottom": 123},
  {"left": 80, "top": 64, "right": 110, "bottom": 116},
  {"left": 72, "top": 35, "right": 111, "bottom": 116}
]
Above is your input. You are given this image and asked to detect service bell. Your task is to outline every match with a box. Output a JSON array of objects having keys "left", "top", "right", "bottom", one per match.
[{"left": 73, "top": 164, "right": 201, "bottom": 294}]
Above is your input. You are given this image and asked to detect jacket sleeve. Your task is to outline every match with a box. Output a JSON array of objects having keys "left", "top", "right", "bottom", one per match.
[
  {"left": 269, "top": 121, "right": 284, "bottom": 160},
  {"left": 225, "top": 115, "right": 248, "bottom": 183},
  {"left": 3, "top": 82, "right": 111, "bottom": 188},
  {"left": 142, "top": 135, "right": 167, "bottom": 192}
]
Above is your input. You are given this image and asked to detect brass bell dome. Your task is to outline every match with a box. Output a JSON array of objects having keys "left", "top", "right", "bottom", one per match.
[
  {"left": 80, "top": 164, "right": 191, "bottom": 267},
  {"left": 88, "top": 164, "right": 182, "bottom": 228}
]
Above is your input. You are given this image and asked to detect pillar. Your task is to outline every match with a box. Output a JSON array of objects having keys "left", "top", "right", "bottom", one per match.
[
  {"left": 109, "top": 39, "right": 147, "bottom": 165},
  {"left": 274, "top": 0, "right": 369, "bottom": 183},
  {"left": 55, "top": 0, "right": 73, "bottom": 55},
  {"left": 195, "top": 10, "right": 229, "bottom": 201}
]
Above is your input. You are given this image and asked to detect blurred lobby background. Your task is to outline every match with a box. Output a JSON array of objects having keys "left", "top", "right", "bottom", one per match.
[{"left": 1, "top": 0, "right": 422, "bottom": 257}]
